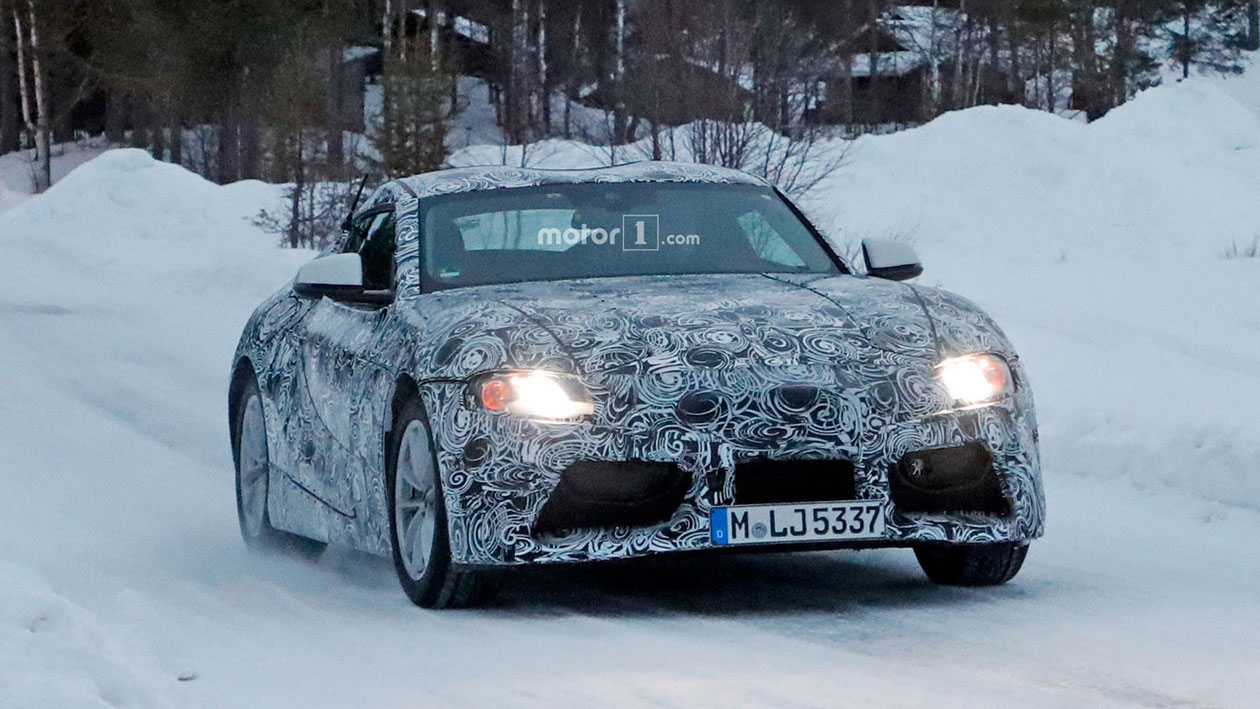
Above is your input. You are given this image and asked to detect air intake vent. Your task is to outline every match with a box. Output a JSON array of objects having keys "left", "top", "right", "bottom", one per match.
[{"left": 534, "top": 460, "right": 689, "bottom": 534}]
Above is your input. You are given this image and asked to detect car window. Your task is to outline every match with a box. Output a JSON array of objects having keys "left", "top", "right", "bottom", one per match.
[
  {"left": 359, "top": 212, "right": 396, "bottom": 291},
  {"left": 420, "top": 183, "right": 841, "bottom": 289},
  {"left": 343, "top": 213, "right": 372, "bottom": 254},
  {"left": 737, "top": 209, "right": 807, "bottom": 268}
]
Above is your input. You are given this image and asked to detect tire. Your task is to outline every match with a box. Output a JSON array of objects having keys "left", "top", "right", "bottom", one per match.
[
  {"left": 387, "top": 397, "right": 483, "bottom": 608},
  {"left": 914, "top": 541, "right": 1029, "bottom": 586},
  {"left": 233, "top": 376, "right": 326, "bottom": 559}
]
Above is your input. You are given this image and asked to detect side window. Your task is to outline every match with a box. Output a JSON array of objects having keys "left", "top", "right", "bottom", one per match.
[
  {"left": 736, "top": 211, "right": 807, "bottom": 268},
  {"left": 359, "top": 212, "right": 396, "bottom": 291},
  {"left": 343, "top": 213, "right": 376, "bottom": 255}
]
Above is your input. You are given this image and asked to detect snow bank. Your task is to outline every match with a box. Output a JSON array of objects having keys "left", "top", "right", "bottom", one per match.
[
  {"left": 1, "top": 149, "right": 297, "bottom": 297},
  {"left": 0, "top": 141, "right": 110, "bottom": 212},
  {"left": 807, "top": 80, "right": 1260, "bottom": 264}
]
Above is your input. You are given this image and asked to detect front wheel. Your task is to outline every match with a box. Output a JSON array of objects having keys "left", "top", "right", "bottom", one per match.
[
  {"left": 387, "top": 397, "right": 483, "bottom": 608},
  {"left": 914, "top": 542, "right": 1029, "bottom": 586},
  {"left": 233, "top": 376, "right": 326, "bottom": 559}
]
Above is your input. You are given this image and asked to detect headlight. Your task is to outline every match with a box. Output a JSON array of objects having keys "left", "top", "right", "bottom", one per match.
[
  {"left": 470, "top": 371, "right": 594, "bottom": 420},
  {"left": 936, "top": 353, "right": 1014, "bottom": 408}
]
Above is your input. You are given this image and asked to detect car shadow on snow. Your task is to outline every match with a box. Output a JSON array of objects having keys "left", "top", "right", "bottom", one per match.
[
  {"left": 484, "top": 549, "right": 1018, "bottom": 618},
  {"left": 281, "top": 546, "right": 1036, "bottom": 618}
]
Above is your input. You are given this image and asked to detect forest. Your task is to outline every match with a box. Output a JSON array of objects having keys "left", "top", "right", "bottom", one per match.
[{"left": 2, "top": 0, "right": 1257, "bottom": 243}]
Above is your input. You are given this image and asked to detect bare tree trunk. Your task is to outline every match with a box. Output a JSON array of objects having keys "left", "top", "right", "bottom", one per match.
[
  {"left": 986, "top": 11, "right": 1000, "bottom": 104},
  {"left": 505, "top": 0, "right": 525, "bottom": 143},
  {"left": 612, "top": 0, "right": 626, "bottom": 145},
  {"left": 837, "top": 54, "right": 853, "bottom": 125},
  {"left": 962, "top": 12, "right": 978, "bottom": 108},
  {"left": 1008, "top": 9, "right": 1022, "bottom": 104},
  {"left": 537, "top": 0, "right": 548, "bottom": 134},
  {"left": 383, "top": 0, "right": 394, "bottom": 56},
  {"left": 151, "top": 117, "right": 166, "bottom": 160},
  {"left": 1181, "top": 9, "right": 1191, "bottom": 79},
  {"left": 1249, "top": 0, "right": 1259, "bottom": 51},
  {"left": 398, "top": 0, "right": 410, "bottom": 62},
  {"left": 168, "top": 112, "right": 182, "bottom": 166},
  {"left": 1046, "top": 20, "right": 1057, "bottom": 113},
  {"left": 218, "top": 118, "right": 239, "bottom": 184},
  {"left": 950, "top": 0, "right": 967, "bottom": 110},
  {"left": 428, "top": 0, "right": 441, "bottom": 67},
  {"left": 327, "top": 45, "right": 345, "bottom": 170},
  {"left": 1029, "top": 35, "right": 1041, "bottom": 109},
  {"left": 129, "top": 103, "right": 148, "bottom": 148},
  {"left": 23, "top": 0, "right": 48, "bottom": 190},
  {"left": 288, "top": 133, "right": 304, "bottom": 249},
  {"left": 1112, "top": 11, "right": 1132, "bottom": 107},
  {"left": 12, "top": 6, "right": 32, "bottom": 145},
  {"left": 239, "top": 122, "right": 261, "bottom": 180},
  {"left": 868, "top": 0, "right": 882, "bottom": 123},
  {"left": 564, "top": 0, "right": 580, "bottom": 139},
  {"left": 924, "top": 0, "right": 942, "bottom": 118},
  {"left": 0, "top": 2, "right": 17, "bottom": 155},
  {"left": 105, "top": 92, "right": 126, "bottom": 144}
]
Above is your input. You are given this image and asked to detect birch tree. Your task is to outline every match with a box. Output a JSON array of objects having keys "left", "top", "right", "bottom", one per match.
[{"left": 11, "top": 0, "right": 49, "bottom": 190}]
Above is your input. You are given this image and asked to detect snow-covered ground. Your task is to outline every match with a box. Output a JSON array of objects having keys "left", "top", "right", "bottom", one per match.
[{"left": 2, "top": 72, "right": 1259, "bottom": 707}]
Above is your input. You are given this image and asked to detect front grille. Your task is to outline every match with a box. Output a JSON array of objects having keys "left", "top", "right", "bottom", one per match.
[
  {"left": 733, "top": 459, "right": 857, "bottom": 505},
  {"left": 534, "top": 460, "right": 689, "bottom": 534}
]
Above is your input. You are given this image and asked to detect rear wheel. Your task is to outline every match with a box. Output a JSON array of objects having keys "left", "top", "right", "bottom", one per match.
[
  {"left": 388, "top": 397, "right": 483, "bottom": 608},
  {"left": 233, "top": 377, "right": 325, "bottom": 558},
  {"left": 914, "top": 541, "right": 1028, "bottom": 586}
]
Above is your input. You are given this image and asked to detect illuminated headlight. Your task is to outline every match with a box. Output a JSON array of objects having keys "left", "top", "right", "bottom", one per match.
[
  {"left": 936, "top": 354, "right": 1014, "bottom": 408},
  {"left": 471, "top": 371, "right": 594, "bottom": 420}
]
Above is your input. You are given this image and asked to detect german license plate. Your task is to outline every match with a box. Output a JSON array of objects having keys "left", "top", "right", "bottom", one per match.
[{"left": 710, "top": 500, "right": 886, "bottom": 546}]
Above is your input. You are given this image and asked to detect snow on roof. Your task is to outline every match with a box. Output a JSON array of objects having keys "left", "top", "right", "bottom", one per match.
[
  {"left": 454, "top": 16, "right": 490, "bottom": 44},
  {"left": 410, "top": 9, "right": 490, "bottom": 45},
  {"left": 342, "top": 46, "right": 380, "bottom": 63},
  {"left": 851, "top": 50, "right": 925, "bottom": 78}
]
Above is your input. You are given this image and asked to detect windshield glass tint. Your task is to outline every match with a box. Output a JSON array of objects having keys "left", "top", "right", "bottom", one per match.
[{"left": 420, "top": 182, "right": 841, "bottom": 289}]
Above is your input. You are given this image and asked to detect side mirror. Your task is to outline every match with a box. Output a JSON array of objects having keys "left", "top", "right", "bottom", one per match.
[
  {"left": 862, "top": 238, "right": 923, "bottom": 281},
  {"left": 294, "top": 253, "right": 369, "bottom": 300}
]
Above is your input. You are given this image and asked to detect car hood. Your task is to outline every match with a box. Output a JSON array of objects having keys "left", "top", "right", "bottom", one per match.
[{"left": 407, "top": 273, "right": 1014, "bottom": 378}]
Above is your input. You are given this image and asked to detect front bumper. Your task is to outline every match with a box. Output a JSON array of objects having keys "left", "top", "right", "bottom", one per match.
[{"left": 419, "top": 362, "right": 1045, "bottom": 566}]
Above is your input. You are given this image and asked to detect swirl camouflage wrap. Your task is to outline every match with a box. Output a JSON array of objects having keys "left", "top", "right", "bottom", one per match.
[{"left": 231, "top": 162, "right": 1045, "bottom": 567}]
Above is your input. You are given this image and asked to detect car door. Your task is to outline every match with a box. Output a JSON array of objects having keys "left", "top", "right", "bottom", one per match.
[{"left": 284, "top": 205, "right": 398, "bottom": 520}]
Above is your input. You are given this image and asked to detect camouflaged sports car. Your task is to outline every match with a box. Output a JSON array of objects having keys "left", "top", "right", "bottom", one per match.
[{"left": 229, "top": 162, "right": 1045, "bottom": 608}]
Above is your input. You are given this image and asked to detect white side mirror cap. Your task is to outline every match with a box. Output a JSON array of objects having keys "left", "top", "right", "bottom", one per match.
[
  {"left": 862, "top": 239, "right": 923, "bottom": 281},
  {"left": 294, "top": 253, "right": 363, "bottom": 298}
]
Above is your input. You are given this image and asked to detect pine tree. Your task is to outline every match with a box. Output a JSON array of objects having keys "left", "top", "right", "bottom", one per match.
[
  {"left": 1165, "top": 1, "right": 1250, "bottom": 78},
  {"left": 373, "top": 44, "right": 452, "bottom": 179}
]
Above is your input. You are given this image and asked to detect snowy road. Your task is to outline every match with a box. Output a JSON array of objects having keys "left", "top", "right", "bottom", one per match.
[
  {"left": 4, "top": 77, "right": 1260, "bottom": 706},
  {"left": 3, "top": 287, "right": 1257, "bottom": 708}
]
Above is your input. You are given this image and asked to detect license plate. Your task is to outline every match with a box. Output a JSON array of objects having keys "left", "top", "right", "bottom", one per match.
[{"left": 710, "top": 500, "right": 886, "bottom": 546}]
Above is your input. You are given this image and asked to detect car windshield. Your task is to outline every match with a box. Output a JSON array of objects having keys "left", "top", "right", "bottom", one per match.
[{"left": 419, "top": 181, "right": 843, "bottom": 289}]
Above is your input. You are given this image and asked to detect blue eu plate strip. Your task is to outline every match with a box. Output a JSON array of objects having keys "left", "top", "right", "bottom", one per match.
[{"left": 710, "top": 507, "right": 729, "bottom": 546}]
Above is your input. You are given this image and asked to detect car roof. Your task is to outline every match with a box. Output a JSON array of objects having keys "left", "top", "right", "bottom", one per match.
[{"left": 389, "top": 160, "right": 769, "bottom": 201}]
